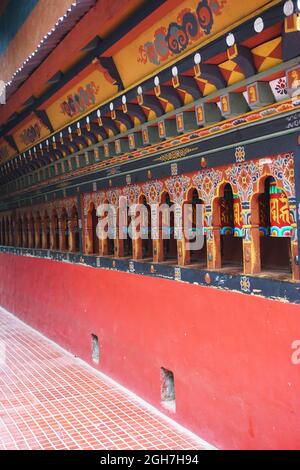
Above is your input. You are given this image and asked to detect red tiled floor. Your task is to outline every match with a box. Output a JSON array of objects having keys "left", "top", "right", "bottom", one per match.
[{"left": 0, "top": 307, "right": 214, "bottom": 450}]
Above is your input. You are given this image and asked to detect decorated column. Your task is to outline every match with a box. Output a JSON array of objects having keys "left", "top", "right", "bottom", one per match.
[
  {"left": 165, "top": 175, "right": 190, "bottom": 267},
  {"left": 142, "top": 180, "right": 163, "bottom": 263}
]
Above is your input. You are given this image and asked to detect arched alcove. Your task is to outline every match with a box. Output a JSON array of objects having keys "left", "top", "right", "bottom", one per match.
[
  {"left": 213, "top": 183, "right": 243, "bottom": 271},
  {"left": 255, "top": 176, "right": 293, "bottom": 275}
]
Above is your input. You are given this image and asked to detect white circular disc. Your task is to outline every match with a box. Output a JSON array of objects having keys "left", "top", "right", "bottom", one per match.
[
  {"left": 226, "top": 33, "right": 235, "bottom": 47},
  {"left": 254, "top": 17, "right": 264, "bottom": 33},
  {"left": 194, "top": 52, "right": 201, "bottom": 65},
  {"left": 284, "top": 0, "right": 294, "bottom": 16}
]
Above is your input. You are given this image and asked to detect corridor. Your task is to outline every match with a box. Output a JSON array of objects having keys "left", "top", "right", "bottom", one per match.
[{"left": 0, "top": 307, "right": 211, "bottom": 450}]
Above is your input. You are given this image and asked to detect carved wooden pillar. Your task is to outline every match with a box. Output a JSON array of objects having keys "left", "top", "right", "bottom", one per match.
[
  {"left": 3, "top": 219, "right": 7, "bottom": 246},
  {"left": 4, "top": 219, "right": 7, "bottom": 246},
  {"left": 84, "top": 203, "right": 100, "bottom": 255},
  {"left": 98, "top": 207, "right": 108, "bottom": 256},
  {"left": 1, "top": 219, "right": 4, "bottom": 245},
  {"left": 291, "top": 240, "right": 299, "bottom": 281},
  {"left": 3, "top": 219, "right": 6, "bottom": 245},
  {"left": 116, "top": 203, "right": 129, "bottom": 258},
  {"left": 177, "top": 204, "right": 190, "bottom": 267},
  {"left": 83, "top": 215, "right": 88, "bottom": 254},
  {"left": 59, "top": 217, "right": 67, "bottom": 251},
  {"left": 67, "top": 219, "right": 74, "bottom": 252},
  {"left": 27, "top": 219, "right": 33, "bottom": 248},
  {"left": 58, "top": 218, "right": 63, "bottom": 251},
  {"left": 22, "top": 218, "right": 27, "bottom": 248},
  {"left": 115, "top": 237, "right": 124, "bottom": 257},
  {"left": 69, "top": 211, "right": 81, "bottom": 253},
  {"left": 243, "top": 225, "right": 261, "bottom": 275},
  {"left": 132, "top": 239, "right": 142, "bottom": 260},
  {"left": 206, "top": 229, "right": 221, "bottom": 269},
  {"left": 25, "top": 219, "right": 30, "bottom": 247},
  {"left": 177, "top": 238, "right": 190, "bottom": 266},
  {"left": 151, "top": 211, "right": 164, "bottom": 263},
  {"left": 8, "top": 219, "right": 12, "bottom": 246},
  {"left": 94, "top": 213, "right": 100, "bottom": 256},
  {"left": 131, "top": 205, "right": 142, "bottom": 261},
  {"left": 153, "top": 239, "right": 163, "bottom": 263},
  {"left": 41, "top": 220, "right": 48, "bottom": 249},
  {"left": 34, "top": 218, "right": 41, "bottom": 248},
  {"left": 289, "top": 200, "right": 300, "bottom": 281},
  {"left": 7, "top": 218, "right": 11, "bottom": 246},
  {"left": 49, "top": 219, "right": 55, "bottom": 250},
  {"left": 151, "top": 205, "right": 163, "bottom": 263},
  {"left": 242, "top": 204, "right": 261, "bottom": 275},
  {"left": 114, "top": 209, "right": 124, "bottom": 257},
  {"left": 2, "top": 219, "right": 4, "bottom": 245},
  {"left": 101, "top": 203, "right": 119, "bottom": 257},
  {"left": 3, "top": 219, "right": 6, "bottom": 246},
  {"left": 5, "top": 219, "right": 9, "bottom": 245},
  {"left": 99, "top": 237, "right": 108, "bottom": 256},
  {"left": 206, "top": 207, "right": 221, "bottom": 270},
  {"left": 16, "top": 219, "right": 22, "bottom": 247}
]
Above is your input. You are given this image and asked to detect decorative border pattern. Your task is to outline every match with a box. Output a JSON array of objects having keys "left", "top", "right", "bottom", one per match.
[
  {"left": 3, "top": 98, "right": 300, "bottom": 200},
  {"left": 1, "top": 246, "right": 299, "bottom": 305}
]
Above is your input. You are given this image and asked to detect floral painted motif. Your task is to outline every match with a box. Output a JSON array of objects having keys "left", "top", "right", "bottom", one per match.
[
  {"left": 171, "top": 163, "right": 178, "bottom": 176},
  {"left": 270, "top": 153, "right": 295, "bottom": 198},
  {"left": 129, "top": 261, "right": 135, "bottom": 273},
  {"left": 142, "top": 180, "right": 164, "bottom": 204},
  {"left": 107, "top": 189, "right": 121, "bottom": 207},
  {"left": 226, "top": 162, "right": 262, "bottom": 203},
  {"left": 137, "top": 0, "right": 227, "bottom": 65},
  {"left": 275, "top": 78, "right": 287, "bottom": 96},
  {"left": 20, "top": 122, "right": 42, "bottom": 146},
  {"left": 240, "top": 276, "right": 251, "bottom": 292},
  {"left": 62, "top": 196, "right": 78, "bottom": 217},
  {"left": 192, "top": 168, "right": 222, "bottom": 205},
  {"left": 22, "top": 196, "right": 78, "bottom": 219},
  {"left": 95, "top": 191, "right": 106, "bottom": 207},
  {"left": 235, "top": 146, "right": 245, "bottom": 163},
  {"left": 83, "top": 193, "right": 96, "bottom": 215},
  {"left": 123, "top": 185, "right": 141, "bottom": 206},
  {"left": 60, "top": 82, "right": 100, "bottom": 118},
  {"left": 165, "top": 175, "right": 190, "bottom": 204},
  {"left": 174, "top": 267, "right": 181, "bottom": 281}
]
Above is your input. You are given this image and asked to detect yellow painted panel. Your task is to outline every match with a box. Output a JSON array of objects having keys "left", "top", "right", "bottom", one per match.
[
  {"left": 252, "top": 37, "right": 282, "bottom": 72},
  {"left": 0, "top": 139, "right": 16, "bottom": 163},
  {"left": 113, "top": 0, "right": 272, "bottom": 88},
  {"left": 46, "top": 68, "right": 117, "bottom": 130},
  {"left": 13, "top": 117, "right": 50, "bottom": 152}
]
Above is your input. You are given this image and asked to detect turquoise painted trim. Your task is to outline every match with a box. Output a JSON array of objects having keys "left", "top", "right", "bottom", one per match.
[{"left": 0, "top": 0, "right": 39, "bottom": 55}]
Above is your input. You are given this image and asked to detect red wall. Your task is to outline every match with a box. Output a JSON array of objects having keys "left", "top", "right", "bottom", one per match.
[{"left": 0, "top": 252, "right": 300, "bottom": 449}]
